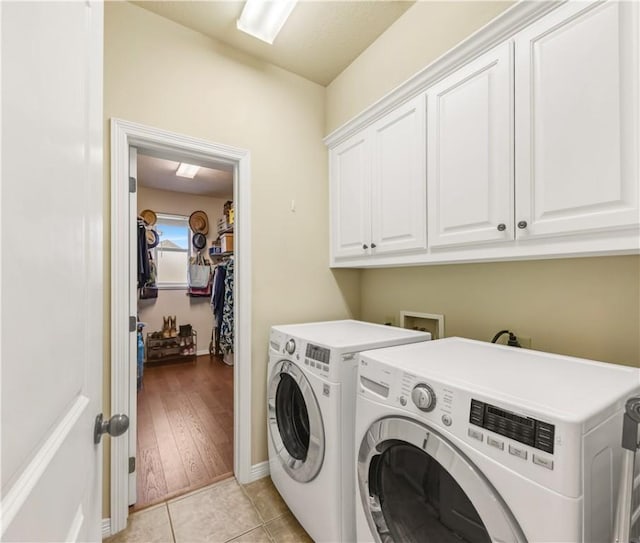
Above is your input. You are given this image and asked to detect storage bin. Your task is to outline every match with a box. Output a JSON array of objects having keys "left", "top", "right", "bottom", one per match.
[
  {"left": 221, "top": 233, "right": 234, "bottom": 253},
  {"left": 217, "top": 218, "right": 228, "bottom": 233}
]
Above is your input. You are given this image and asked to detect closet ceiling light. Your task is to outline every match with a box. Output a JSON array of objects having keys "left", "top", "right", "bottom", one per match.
[
  {"left": 176, "top": 163, "right": 200, "bottom": 179},
  {"left": 236, "top": 0, "right": 298, "bottom": 45}
]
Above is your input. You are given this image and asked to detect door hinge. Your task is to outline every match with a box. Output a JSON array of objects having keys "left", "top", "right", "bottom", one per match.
[
  {"left": 129, "top": 316, "right": 136, "bottom": 332},
  {"left": 129, "top": 176, "right": 137, "bottom": 193},
  {"left": 129, "top": 456, "right": 136, "bottom": 474}
]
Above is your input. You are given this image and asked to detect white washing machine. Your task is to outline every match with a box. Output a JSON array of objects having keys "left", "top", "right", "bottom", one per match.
[
  {"left": 355, "top": 337, "right": 640, "bottom": 543},
  {"left": 267, "top": 320, "right": 431, "bottom": 543}
]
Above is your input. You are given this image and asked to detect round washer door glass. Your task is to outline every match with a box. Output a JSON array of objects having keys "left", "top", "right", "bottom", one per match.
[
  {"left": 357, "top": 417, "right": 526, "bottom": 543},
  {"left": 268, "top": 359, "right": 325, "bottom": 483}
]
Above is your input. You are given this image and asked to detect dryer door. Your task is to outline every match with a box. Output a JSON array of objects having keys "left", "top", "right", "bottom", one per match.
[
  {"left": 358, "top": 417, "right": 527, "bottom": 543},
  {"left": 268, "top": 359, "right": 325, "bottom": 483}
]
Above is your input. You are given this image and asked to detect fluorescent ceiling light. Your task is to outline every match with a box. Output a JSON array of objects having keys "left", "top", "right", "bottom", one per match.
[
  {"left": 176, "top": 163, "right": 200, "bottom": 179},
  {"left": 237, "top": 0, "right": 298, "bottom": 45}
]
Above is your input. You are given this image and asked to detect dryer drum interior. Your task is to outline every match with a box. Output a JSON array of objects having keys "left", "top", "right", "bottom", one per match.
[
  {"left": 368, "top": 441, "right": 490, "bottom": 543},
  {"left": 358, "top": 417, "right": 524, "bottom": 543},
  {"left": 275, "top": 373, "right": 311, "bottom": 460}
]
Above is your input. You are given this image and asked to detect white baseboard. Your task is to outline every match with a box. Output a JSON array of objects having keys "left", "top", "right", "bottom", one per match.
[
  {"left": 196, "top": 349, "right": 210, "bottom": 356},
  {"left": 101, "top": 518, "right": 111, "bottom": 539},
  {"left": 249, "top": 461, "right": 270, "bottom": 482}
]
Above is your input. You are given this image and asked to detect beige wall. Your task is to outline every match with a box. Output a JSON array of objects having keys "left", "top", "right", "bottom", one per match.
[
  {"left": 327, "top": 0, "right": 639, "bottom": 369},
  {"left": 137, "top": 187, "right": 230, "bottom": 346},
  {"left": 326, "top": 1, "right": 513, "bottom": 133},
  {"left": 103, "top": 2, "right": 360, "bottom": 516},
  {"left": 361, "top": 256, "right": 640, "bottom": 367}
]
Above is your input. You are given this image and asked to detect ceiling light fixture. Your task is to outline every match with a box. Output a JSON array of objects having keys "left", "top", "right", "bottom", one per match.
[
  {"left": 236, "top": 0, "right": 298, "bottom": 45},
  {"left": 176, "top": 163, "right": 200, "bottom": 179}
]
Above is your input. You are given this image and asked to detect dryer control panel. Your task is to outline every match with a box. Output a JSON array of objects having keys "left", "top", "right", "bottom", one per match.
[
  {"left": 357, "top": 353, "right": 585, "bottom": 497},
  {"left": 469, "top": 399, "right": 555, "bottom": 454}
]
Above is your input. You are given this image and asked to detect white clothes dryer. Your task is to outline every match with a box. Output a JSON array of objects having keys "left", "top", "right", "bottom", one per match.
[
  {"left": 355, "top": 338, "right": 640, "bottom": 543},
  {"left": 267, "top": 320, "right": 430, "bottom": 543}
]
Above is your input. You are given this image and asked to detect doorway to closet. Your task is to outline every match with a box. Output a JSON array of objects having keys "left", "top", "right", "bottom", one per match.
[
  {"left": 133, "top": 148, "right": 235, "bottom": 510},
  {"left": 110, "top": 119, "right": 252, "bottom": 535}
]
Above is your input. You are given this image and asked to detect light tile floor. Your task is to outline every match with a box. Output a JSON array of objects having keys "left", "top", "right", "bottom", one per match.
[{"left": 105, "top": 477, "right": 313, "bottom": 543}]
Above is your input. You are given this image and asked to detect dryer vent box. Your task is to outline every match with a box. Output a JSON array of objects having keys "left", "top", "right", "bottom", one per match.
[{"left": 400, "top": 311, "right": 445, "bottom": 340}]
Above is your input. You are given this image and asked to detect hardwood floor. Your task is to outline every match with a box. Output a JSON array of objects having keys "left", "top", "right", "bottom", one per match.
[{"left": 133, "top": 354, "right": 234, "bottom": 511}]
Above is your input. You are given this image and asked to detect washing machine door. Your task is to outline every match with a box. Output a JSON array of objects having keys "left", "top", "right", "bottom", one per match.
[
  {"left": 268, "top": 359, "right": 325, "bottom": 483},
  {"left": 358, "top": 417, "right": 527, "bottom": 543}
]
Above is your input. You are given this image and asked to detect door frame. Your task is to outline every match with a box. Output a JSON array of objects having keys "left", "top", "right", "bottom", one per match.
[{"left": 110, "top": 118, "right": 252, "bottom": 533}]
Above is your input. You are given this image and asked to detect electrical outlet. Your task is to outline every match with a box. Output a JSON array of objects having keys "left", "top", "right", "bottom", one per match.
[{"left": 519, "top": 336, "right": 531, "bottom": 349}]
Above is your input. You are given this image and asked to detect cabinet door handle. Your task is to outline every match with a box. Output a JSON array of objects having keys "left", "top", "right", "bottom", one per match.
[
  {"left": 362, "top": 244, "right": 369, "bottom": 250},
  {"left": 371, "top": 243, "right": 377, "bottom": 249},
  {"left": 497, "top": 223, "right": 506, "bottom": 232},
  {"left": 517, "top": 220, "right": 528, "bottom": 229}
]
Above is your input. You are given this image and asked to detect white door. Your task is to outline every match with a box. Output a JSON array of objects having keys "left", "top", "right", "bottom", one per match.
[
  {"left": 515, "top": 0, "right": 639, "bottom": 239},
  {"left": 370, "top": 94, "right": 427, "bottom": 255},
  {"left": 1, "top": 2, "right": 104, "bottom": 542},
  {"left": 427, "top": 42, "right": 514, "bottom": 248},
  {"left": 330, "top": 132, "right": 371, "bottom": 259}
]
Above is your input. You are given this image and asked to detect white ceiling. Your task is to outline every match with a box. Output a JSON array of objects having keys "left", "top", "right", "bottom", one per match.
[
  {"left": 131, "top": 1, "right": 415, "bottom": 86},
  {"left": 137, "top": 152, "right": 234, "bottom": 198}
]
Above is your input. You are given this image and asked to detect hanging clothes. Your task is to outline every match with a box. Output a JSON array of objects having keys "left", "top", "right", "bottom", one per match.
[
  {"left": 212, "top": 262, "right": 227, "bottom": 326},
  {"left": 137, "top": 218, "right": 151, "bottom": 288},
  {"left": 220, "top": 257, "right": 234, "bottom": 355}
]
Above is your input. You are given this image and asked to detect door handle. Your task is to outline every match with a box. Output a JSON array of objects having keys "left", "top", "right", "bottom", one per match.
[{"left": 94, "top": 413, "right": 129, "bottom": 444}]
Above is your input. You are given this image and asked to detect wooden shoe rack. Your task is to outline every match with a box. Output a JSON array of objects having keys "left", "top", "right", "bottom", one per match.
[{"left": 145, "top": 330, "right": 197, "bottom": 365}]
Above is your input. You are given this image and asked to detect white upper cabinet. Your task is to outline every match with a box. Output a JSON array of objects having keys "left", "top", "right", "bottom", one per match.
[
  {"left": 427, "top": 41, "right": 514, "bottom": 248},
  {"left": 514, "top": 0, "right": 639, "bottom": 239},
  {"left": 330, "top": 132, "right": 371, "bottom": 259},
  {"left": 371, "top": 95, "right": 427, "bottom": 254},
  {"left": 325, "top": 0, "right": 639, "bottom": 267},
  {"left": 329, "top": 94, "right": 427, "bottom": 262}
]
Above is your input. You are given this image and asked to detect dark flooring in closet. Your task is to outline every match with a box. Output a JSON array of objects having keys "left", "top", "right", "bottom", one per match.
[{"left": 133, "top": 354, "right": 234, "bottom": 511}]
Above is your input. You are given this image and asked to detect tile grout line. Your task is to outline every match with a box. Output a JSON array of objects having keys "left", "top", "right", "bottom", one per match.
[
  {"left": 165, "top": 502, "right": 177, "bottom": 543},
  {"left": 238, "top": 481, "right": 279, "bottom": 542},
  {"left": 221, "top": 522, "right": 267, "bottom": 543}
]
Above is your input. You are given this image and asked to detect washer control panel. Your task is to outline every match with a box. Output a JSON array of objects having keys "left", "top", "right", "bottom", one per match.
[
  {"left": 285, "top": 339, "right": 296, "bottom": 355},
  {"left": 303, "top": 343, "right": 331, "bottom": 376}
]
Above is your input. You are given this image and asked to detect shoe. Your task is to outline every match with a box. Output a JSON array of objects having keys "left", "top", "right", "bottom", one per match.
[
  {"left": 170, "top": 316, "right": 177, "bottom": 338},
  {"left": 162, "top": 316, "right": 170, "bottom": 338}
]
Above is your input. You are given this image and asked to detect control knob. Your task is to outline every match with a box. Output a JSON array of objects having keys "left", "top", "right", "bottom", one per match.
[
  {"left": 285, "top": 339, "right": 296, "bottom": 355},
  {"left": 411, "top": 384, "right": 436, "bottom": 412}
]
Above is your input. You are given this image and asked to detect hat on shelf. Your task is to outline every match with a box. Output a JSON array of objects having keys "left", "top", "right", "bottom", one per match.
[
  {"left": 146, "top": 229, "right": 160, "bottom": 249},
  {"left": 189, "top": 210, "right": 209, "bottom": 234},
  {"left": 192, "top": 232, "right": 207, "bottom": 250},
  {"left": 140, "top": 209, "right": 157, "bottom": 226}
]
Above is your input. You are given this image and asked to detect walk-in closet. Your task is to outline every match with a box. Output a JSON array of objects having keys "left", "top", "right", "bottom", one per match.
[{"left": 134, "top": 149, "right": 236, "bottom": 510}]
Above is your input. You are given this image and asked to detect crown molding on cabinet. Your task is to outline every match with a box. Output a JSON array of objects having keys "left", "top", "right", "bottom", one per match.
[{"left": 324, "top": 1, "right": 564, "bottom": 148}]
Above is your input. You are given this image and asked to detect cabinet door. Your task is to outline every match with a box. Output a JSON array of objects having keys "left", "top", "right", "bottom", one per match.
[
  {"left": 515, "top": 0, "right": 639, "bottom": 239},
  {"left": 427, "top": 42, "right": 514, "bottom": 248},
  {"left": 370, "top": 94, "right": 427, "bottom": 255},
  {"left": 330, "top": 132, "right": 371, "bottom": 259}
]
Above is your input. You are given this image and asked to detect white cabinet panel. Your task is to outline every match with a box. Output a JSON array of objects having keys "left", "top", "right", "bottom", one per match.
[
  {"left": 330, "top": 133, "right": 371, "bottom": 259},
  {"left": 515, "top": 0, "right": 639, "bottom": 239},
  {"left": 371, "top": 95, "right": 427, "bottom": 254},
  {"left": 427, "top": 42, "right": 514, "bottom": 248}
]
